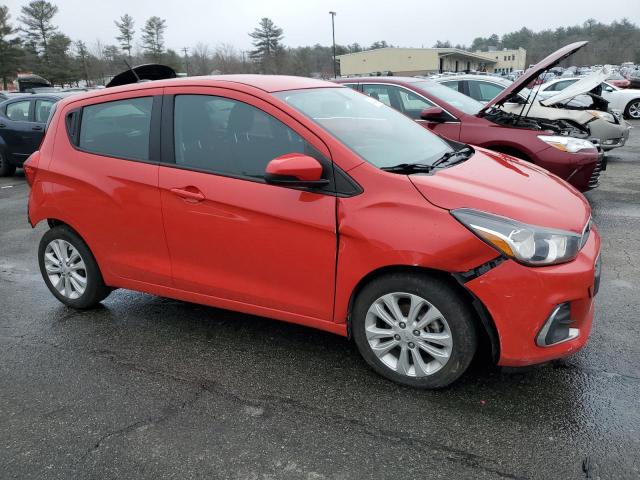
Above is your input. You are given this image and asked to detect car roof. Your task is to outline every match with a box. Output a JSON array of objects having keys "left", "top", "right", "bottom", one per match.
[
  {"left": 75, "top": 75, "right": 337, "bottom": 99},
  {"left": 435, "top": 75, "right": 511, "bottom": 85},
  {"left": 336, "top": 76, "right": 424, "bottom": 84}
]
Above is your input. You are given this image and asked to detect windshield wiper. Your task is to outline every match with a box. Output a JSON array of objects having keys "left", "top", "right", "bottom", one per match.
[
  {"left": 430, "top": 146, "right": 474, "bottom": 168},
  {"left": 381, "top": 147, "right": 474, "bottom": 174},
  {"left": 381, "top": 163, "right": 435, "bottom": 173}
]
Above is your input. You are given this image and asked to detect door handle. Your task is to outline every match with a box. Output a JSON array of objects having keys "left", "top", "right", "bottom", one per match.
[
  {"left": 32, "top": 125, "right": 43, "bottom": 131},
  {"left": 0, "top": 124, "right": 6, "bottom": 128},
  {"left": 170, "top": 187, "right": 205, "bottom": 202}
]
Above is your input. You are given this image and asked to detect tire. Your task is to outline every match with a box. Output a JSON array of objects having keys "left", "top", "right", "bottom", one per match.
[
  {"left": 352, "top": 273, "right": 477, "bottom": 389},
  {"left": 624, "top": 99, "right": 640, "bottom": 119},
  {"left": 0, "top": 151, "right": 16, "bottom": 177},
  {"left": 38, "top": 225, "right": 111, "bottom": 309}
]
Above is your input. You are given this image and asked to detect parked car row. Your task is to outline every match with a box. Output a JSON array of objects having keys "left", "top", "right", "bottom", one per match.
[
  {"left": 337, "top": 42, "right": 630, "bottom": 192},
  {"left": 16, "top": 44, "right": 603, "bottom": 389}
]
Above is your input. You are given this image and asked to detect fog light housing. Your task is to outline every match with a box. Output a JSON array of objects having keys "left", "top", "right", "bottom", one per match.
[{"left": 536, "top": 303, "right": 579, "bottom": 347}]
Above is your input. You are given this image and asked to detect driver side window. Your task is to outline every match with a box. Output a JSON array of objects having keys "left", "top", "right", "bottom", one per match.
[{"left": 173, "top": 95, "right": 317, "bottom": 180}]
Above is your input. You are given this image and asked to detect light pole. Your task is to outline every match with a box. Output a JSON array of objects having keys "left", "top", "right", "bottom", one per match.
[{"left": 329, "top": 11, "right": 337, "bottom": 78}]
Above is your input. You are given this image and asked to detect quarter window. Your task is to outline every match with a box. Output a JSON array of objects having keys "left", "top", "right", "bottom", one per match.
[
  {"left": 173, "top": 95, "right": 311, "bottom": 179},
  {"left": 79, "top": 97, "right": 153, "bottom": 161},
  {"left": 6, "top": 100, "right": 31, "bottom": 121}
]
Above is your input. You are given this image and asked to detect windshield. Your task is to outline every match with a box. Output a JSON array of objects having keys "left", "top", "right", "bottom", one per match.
[
  {"left": 412, "top": 81, "right": 483, "bottom": 114},
  {"left": 274, "top": 87, "right": 453, "bottom": 169}
]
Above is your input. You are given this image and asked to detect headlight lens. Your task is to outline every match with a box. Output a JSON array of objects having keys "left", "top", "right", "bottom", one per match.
[
  {"left": 538, "top": 135, "right": 596, "bottom": 153},
  {"left": 586, "top": 110, "right": 616, "bottom": 123},
  {"left": 452, "top": 209, "right": 583, "bottom": 266}
]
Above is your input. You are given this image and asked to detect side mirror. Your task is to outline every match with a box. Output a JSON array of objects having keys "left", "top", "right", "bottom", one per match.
[
  {"left": 265, "top": 153, "right": 329, "bottom": 188},
  {"left": 605, "top": 86, "right": 614, "bottom": 92},
  {"left": 420, "top": 106, "right": 449, "bottom": 122}
]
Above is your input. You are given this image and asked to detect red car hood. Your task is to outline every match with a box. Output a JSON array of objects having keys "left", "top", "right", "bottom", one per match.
[
  {"left": 410, "top": 148, "right": 590, "bottom": 233},
  {"left": 480, "top": 41, "right": 588, "bottom": 114}
]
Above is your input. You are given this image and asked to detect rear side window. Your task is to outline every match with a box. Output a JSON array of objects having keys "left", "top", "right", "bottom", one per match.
[
  {"left": 468, "top": 81, "right": 504, "bottom": 102},
  {"left": 35, "top": 99, "right": 56, "bottom": 123},
  {"left": 6, "top": 100, "right": 31, "bottom": 121},
  {"left": 79, "top": 97, "right": 153, "bottom": 161}
]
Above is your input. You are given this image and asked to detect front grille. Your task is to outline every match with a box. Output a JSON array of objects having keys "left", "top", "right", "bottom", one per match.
[{"left": 588, "top": 157, "right": 604, "bottom": 188}]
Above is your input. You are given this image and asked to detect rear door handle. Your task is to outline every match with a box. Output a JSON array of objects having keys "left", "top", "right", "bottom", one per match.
[
  {"left": 170, "top": 187, "right": 205, "bottom": 202},
  {"left": 0, "top": 124, "right": 6, "bottom": 128},
  {"left": 32, "top": 125, "right": 43, "bottom": 131}
]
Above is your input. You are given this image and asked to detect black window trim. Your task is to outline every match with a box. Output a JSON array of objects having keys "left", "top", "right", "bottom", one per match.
[
  {"left": 68, "top": 94, "right": 162, "bottom": 165},
  {"left": 160, "top": 93, "right": 361, "bottom": 198}
]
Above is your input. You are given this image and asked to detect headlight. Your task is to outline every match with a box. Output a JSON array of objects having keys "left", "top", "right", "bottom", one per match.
[
  {"left": 586, "top": 110, "right": 615, "bottom": 123},
  {"left": 452, "top": 209, "right": 583, "bottom": 266},
  {"left": 538, "top": 135, "right": 596, "bottom": 153}
]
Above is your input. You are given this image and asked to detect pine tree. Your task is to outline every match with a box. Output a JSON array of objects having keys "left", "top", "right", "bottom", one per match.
[
  {"left": 141, "top": 16, "right": 166, "bottom": 62},
  {"left": 18, "top": 0, "right": 58, "bottom": 59},
  {"left": 249, "top": 17, "right": 283, "bottom": 74},
  {"left": 115, "top": 14, "right": 134, "bottom": 58},
  {"left": 0, "top": 6, "right": 23, "bottom": 89}
]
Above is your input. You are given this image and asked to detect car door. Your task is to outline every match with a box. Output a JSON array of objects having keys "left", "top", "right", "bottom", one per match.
[
  {"left": 0, "top": 99, "right": 36, "bottom": 164},
  {"left": 158, "top": 87, "right": 337, "bottom": 321},
  {"left": 55, "top": 90, "right": 172, "bottom": 286}
]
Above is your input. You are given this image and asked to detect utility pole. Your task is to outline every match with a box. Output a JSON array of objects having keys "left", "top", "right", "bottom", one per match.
[
  {"left": 329, "top": 11, "right": 337, "bottom": 78},
  {"left": 182, "top": 47, "right": 189, "bottom": 75}
]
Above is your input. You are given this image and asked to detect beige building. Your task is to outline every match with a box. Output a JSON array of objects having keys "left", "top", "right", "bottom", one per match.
[
  {"left": 476, "top": 48, "right": 527, "bottom": 74},
  {"left": 337, "top": 47, "right": 526, "bottom": 77}
]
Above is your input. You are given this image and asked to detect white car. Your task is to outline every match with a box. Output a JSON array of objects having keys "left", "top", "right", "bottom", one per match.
[
  {"left": 536, "top": 73, "right": 640, "bottom": 119},
  {"left": 434, "top": 74, "right": 631, "bottom": 150}
]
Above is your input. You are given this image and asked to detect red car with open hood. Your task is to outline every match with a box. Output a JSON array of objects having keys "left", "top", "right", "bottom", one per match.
[
  {"left": 24, "top": 72, "right": 600, "bottom": 388},
  {"left": 337, "top": 42, "right": 605, "bottom": 192}
]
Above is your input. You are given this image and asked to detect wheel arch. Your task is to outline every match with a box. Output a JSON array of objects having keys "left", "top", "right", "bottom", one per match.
[
  {"left": 624, "top": 97, "right": 640, "bottom": 119},
  {"left": 345, "top": 264, "right": 500, "bottom": 362},
  {"left": 482, "top": 144, "right": 531, "bottom": 161}
]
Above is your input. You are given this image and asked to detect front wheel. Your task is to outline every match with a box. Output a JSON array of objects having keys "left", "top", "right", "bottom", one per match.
[
  {"left": 352, "top": 273, "right": 477, "bottom": 389},
  {"left": 0, "top": 151, "right": 16, "bottom": 177},
  {"left": 38, "top": 226, "right": 112, "bottom": 309},
  {"left": 624, "top": 99, "right": 640, "bottom": 119}
]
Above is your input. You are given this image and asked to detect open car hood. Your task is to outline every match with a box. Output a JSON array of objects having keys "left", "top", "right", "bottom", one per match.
[
  {"left": 480, "top": 41, "right": 588, "bottom": 114},
  {"left": 106, "top": 64, "right": 177, "bottom": 88},
  {"left": 539, "top": 67, "right": 609, "bottom": 106}
]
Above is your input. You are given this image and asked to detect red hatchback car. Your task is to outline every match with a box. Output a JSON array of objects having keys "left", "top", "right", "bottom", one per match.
[
  {"left": 25, "top": 74, "right": 601, "bottom": 388},
  {"left": 336, "top": 42, "right": 604, "bottom": 192}
]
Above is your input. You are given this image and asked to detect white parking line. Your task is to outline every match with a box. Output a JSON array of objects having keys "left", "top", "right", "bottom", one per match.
[{"left": 1, "top": 185, "right": 14, "bottom": 189}]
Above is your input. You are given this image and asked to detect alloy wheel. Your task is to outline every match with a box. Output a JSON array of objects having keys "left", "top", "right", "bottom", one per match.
[
  {"left": 364, "top": 292, "right": 453, "bottom": 377},
  {"left": 629, "top": 100, "right": 640, "bottom": 119},
  {"left": 44, "top": 239, "right": 88, "bottom": 299}
]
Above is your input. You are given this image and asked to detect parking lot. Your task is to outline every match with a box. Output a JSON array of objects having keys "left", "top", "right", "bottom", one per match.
[{"left": 0, "top": 121, "right": 638, "bottom": 479}]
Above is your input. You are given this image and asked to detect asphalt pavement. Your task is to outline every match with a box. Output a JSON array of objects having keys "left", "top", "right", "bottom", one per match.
[{"left": 1, "top": 122, "right": 639, "bottom": 479}]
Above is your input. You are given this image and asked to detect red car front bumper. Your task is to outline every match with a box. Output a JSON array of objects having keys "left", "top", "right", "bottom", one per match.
[
  {"left": 466, "top": 226, "right": 601, "bottom": 367},
  {"left": 536, "top": 146, "right": 603, "bottom": 192}
]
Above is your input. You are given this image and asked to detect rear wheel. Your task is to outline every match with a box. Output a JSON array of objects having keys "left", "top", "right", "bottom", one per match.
[
  {"left": 0, "top": 152, "right": 16, "bottom": 177},
  {"left": 352, "top": 273, "right": 477, "bottom": 389},
  {"left": 38, "top": 226, "right": 111, "bottom": 309},
  {"left": 624, "top": 99, "right": 640, "bottom": 119}
]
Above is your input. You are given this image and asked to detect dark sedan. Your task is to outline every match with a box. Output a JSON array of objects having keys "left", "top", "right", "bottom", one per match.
[{"left": 0, "top": 93, "right": 75, "bottom": 176}]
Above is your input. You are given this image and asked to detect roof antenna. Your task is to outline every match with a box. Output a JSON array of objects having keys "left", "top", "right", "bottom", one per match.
[{"left": 123, "top": 59, "right": 141, "bottom": 83}]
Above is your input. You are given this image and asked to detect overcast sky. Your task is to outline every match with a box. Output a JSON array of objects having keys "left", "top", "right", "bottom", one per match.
[{"left": 4, "top": 0, "right": 640, "bottom": 53}]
